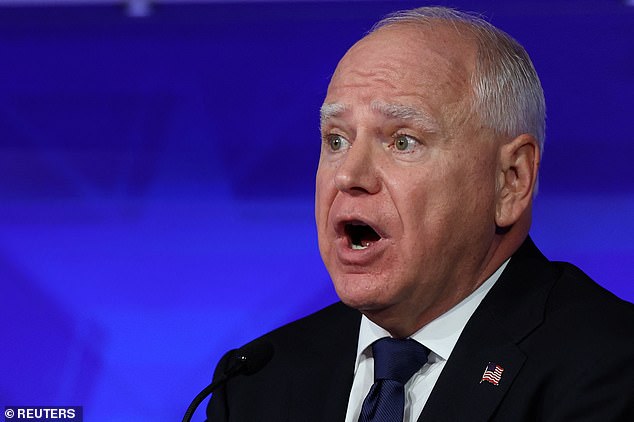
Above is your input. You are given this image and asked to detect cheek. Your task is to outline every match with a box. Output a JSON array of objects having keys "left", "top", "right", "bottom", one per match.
[
  {"left": 392, "top": 166, "right": 471, "bottom": 242},
  {"left": 314, "top": 167, "right": 336, "bottom": 233}
]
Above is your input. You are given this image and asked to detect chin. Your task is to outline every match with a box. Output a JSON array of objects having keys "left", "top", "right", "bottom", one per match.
[{"left": 332, "top": 273, "right": 391, "bottom": 311}]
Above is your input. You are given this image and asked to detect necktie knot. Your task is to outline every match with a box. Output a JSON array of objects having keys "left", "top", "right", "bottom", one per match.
[{"left": 372, "top": 337, "right": 429, "bottom": 384}]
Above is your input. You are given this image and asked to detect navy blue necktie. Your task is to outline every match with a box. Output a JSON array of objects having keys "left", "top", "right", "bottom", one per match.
[{"left": 358, "top": 337, "right": 429, "bottom": 422}]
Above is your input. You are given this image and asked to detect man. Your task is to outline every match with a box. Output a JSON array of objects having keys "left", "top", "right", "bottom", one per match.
[{"left": 206, "top": 6, "right": 634, "bottom": 421}]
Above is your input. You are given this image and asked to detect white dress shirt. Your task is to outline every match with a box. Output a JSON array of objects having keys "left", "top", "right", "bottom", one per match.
[{"left": 344, "top": 259, "right": 509, "bottom": 422}]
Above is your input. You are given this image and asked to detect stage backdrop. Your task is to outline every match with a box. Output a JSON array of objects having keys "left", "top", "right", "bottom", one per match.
[{"left": 1, "top": 1, "right": 632, "bottom": 420}]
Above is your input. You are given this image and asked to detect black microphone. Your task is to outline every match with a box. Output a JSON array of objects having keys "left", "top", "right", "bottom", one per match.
[{"left": 182, "top": 338, "right": 274, "bottom": 422}]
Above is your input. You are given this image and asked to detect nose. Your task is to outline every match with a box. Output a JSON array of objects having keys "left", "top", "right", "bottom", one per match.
[{"left": 334, "top": 138, "right": 381, "bottom": 195}]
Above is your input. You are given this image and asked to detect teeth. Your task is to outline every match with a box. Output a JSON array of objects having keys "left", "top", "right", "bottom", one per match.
[{"left": 351, "top": 241, "right": 372, "bottom": 250}]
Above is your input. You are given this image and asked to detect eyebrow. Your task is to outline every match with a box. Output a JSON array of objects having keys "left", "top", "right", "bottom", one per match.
[
  {"left": 370, "top": 100, "right": 440, "bottom": 132},
  {"left": 320, "top": 102, "right": 348, "bottom": 128},
  {"left": 319, "top": 100, "right": 439, "bottom": 132}
]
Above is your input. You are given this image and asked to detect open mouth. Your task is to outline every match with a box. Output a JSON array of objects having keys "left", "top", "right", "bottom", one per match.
[{"left": 344, "top": 222, "right": 382, "bottom": 250}]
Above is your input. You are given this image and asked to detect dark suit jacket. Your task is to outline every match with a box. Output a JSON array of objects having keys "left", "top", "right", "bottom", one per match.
[{"left": 206, "top": 238, "right": 634, "bottom": 421}]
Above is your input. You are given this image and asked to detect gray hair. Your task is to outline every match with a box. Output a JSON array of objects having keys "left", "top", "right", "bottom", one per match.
[{"left": 371, "top": 7, "right": 546, "bottom": 152}]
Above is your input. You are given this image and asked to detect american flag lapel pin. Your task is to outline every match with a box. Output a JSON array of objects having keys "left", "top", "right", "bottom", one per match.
[{"left": 480, "top": 362, "right": 504, "bottom": 386}]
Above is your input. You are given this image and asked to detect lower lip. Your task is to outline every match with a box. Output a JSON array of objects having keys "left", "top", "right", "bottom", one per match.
[{"left": 334, "top": 237, "right": 388, "bottom": 266}]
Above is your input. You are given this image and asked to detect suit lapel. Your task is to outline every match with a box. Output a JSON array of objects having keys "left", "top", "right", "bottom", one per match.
[
  {"left": 419, "top": 237, "right": 555, "bottom": 421},
  {"left": 320, "top": 307, "right": 360, "bottom": 420},
  {"left": 418, "top": 307, "right": 527, "bottom": 421},
  {"left": 320, "top": 340, "right": 358, "bottom": 420},
  {"left": 287, "top": 303, "right": 361, "bottom": 421}
]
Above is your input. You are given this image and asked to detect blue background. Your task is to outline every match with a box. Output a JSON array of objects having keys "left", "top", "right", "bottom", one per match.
[{"left": 1, "top": 1, "right": 632, "bottom": 420}]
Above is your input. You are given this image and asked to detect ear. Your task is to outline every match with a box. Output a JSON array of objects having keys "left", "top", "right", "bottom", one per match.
[{"left": 495, "top": 134, "right": 540, "bottom": 228}]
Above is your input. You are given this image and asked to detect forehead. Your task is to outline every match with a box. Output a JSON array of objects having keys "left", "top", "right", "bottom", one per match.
[{"left": 326, "top": 23, "right": 477, "bottom": 109}]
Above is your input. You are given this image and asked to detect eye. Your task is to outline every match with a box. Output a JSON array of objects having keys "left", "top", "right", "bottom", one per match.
[
  {"left": 392, "top": 133, "right": 420, "bottom": 152},
  {"left": 325, "top": 134, "right": 351, "bottom": 152}
]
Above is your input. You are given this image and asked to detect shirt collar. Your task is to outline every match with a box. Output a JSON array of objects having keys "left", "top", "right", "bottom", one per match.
[{"left": 355, "top": 259, "right": 509, "bottom": 369}]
